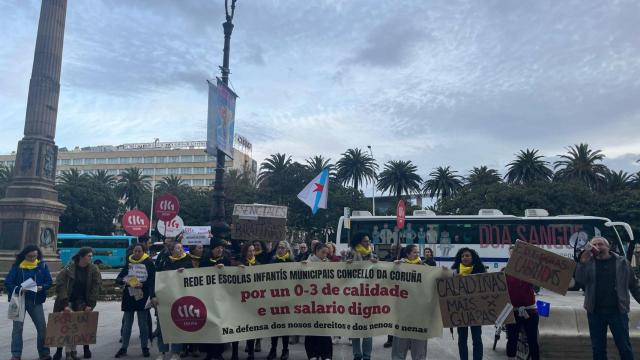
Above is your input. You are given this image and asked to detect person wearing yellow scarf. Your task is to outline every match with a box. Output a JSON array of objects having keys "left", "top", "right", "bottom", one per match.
[
  {"left": 19, "top": 259, "right": 40, "bottom": 270},
  {"left": 355, "top": 243, "right": 372, "bottom": 256},
  {"left": 272, "top": 240, "right": 292, "bottom": 263},
  {"left": 128, "top": 253, "right": 149, "bottom": 264},
  {"left": 459, "top": 263, "right": 473, "bottom": 276},
  {"left": 453, "top": 248, "right": 486, "bottom": 360},
  {"left": 169, "top": 252, "right": 187, "bottom": 261},
  {"left": 247, "top": 256, "right": 257, "bottom": 266}
]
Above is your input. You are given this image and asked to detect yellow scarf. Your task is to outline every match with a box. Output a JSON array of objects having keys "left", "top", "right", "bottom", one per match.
[
  {"left": 355, "top": 244, "right": 372, "bottom": 256},
  {"left": 189, "top": 253, "right": 201, "bottom": 260},
  {"left": 459, "top": 263, "right": 473, "bottom": 276},
  {"left": 128, "top": 253, "right": 149, "bottom": 264},
  {"left": 247, "top": 256, "right": 256, "bottom": 266},
  {"left": 404, "top": 257, "right": 422, "bottom": 265},
  {"left": 209, "top": 256, "right": 223, "bottom": 264},
  {"left": 169, "top": 253, "right": 187, "bottom": 261},
  {"left": 19, "top": 259, "right": 39, "bottom": 270},
  {"left": 275, "top": 252, "right": 290, "bottom": 261}
]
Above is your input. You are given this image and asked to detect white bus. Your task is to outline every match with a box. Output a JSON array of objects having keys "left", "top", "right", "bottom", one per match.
[{"left": 335, "top": 209, "right": 635, "bottom": 271}]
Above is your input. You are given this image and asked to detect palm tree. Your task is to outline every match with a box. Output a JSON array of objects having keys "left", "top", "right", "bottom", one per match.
[
  {"left": 117, "top": 167, "right": 151, "bottom": 209},
  {"left": 423, "top": 166, "right": 464, "bottom": 198},
  {"left": 336, "top": 148, "right": 378, "bottom": 191},
  {"left": 0, "top": 164, "right": 15, "bottom": 198},
  {"left": 603, "top": 170, "right": 633, "bottom": 192},
  {"left": 466, "top": 166, "right": 501, "bottom": 188},
  {"left": 304, "top": 155, "right": 335, "bottom": 177},
  {"left": 89, "top": 169, "right": 116, "bottom": 188},
  {"left": 554, "top": 143, "right": 608, "bottom": 189},
  {"left": 504, "top": 149, "right": 553, "bottom": 185},
  {"left": 58, "top": 168, "right": 88, "bottom": 186},
  {"left": 376, "top": 160, "right": 422, "bottom": 199},
  {"left": 258, "top": 153, "right": 292, "bottom": 185},
  {"left": 156, "top": 174, "right": 188, "bottom": 195}
]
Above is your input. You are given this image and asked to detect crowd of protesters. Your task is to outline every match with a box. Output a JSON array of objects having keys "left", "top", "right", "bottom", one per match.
[{"left": 5, "top": 232, "right": 640, "bottom": 360}]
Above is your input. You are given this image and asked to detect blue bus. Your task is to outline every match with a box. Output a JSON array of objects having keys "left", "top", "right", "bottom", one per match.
[{"left": 57, "top": 233, "right": 137, "bottom": 268}]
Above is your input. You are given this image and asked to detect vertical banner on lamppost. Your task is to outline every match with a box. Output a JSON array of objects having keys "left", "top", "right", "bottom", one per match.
[{"left": 207, "top": 78, "right": 237, "bottom": 159}]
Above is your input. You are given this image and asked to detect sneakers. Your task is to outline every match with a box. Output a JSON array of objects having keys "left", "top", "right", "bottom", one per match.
[{"left": 142, "top": 348, "right": 151, "bottom": 358}]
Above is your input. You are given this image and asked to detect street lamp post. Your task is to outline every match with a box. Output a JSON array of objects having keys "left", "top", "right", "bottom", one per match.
[
  {"left": 210, "top": 0, "right": 237, "bottom": 239},
  {"left": 367, "top": 145, "right": 376, "bottom": 216}
]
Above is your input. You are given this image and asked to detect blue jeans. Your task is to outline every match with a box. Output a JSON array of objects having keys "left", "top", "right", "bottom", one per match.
[
  {"left": 121, "top": 310, "right": 149, "bottom": 350},
  {"left": 11, "top": 301, "right": 50, "bottom": 358},
  {"left": 351, "top": 337, "right": 372, "bottom": 359},
  {"left": 156, "top": 318, "right": 183, "bottom": 354},
  {"left": 587, "top": 312, "right": 634, "bottom": 360},
  {"left": 457, "top": 326, "right": 482, "bottom": 360}
]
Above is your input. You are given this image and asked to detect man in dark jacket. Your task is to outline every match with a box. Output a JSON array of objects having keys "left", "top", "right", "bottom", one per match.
[{"left": 576, "top": 236, "right": 640, "bottom": 360}]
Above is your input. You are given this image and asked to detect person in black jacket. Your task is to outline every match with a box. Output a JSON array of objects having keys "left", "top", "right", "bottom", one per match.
[
  {"left": 267, "top": 241, "right": 292, "bottom": 360},
  {"left": 422, "top": 247, "right": 436, "bottom": 267},
  {"left": 115, "top": 243, "right": 156, "bottom": 358},
  {"left": 200, "top": 238, "right": 231, "bottom": 360},
  {"left": 295, "top": 242, "right": 310, "bottom": 261},
  {"left": 235, "top": 242, "right": 260, "bottom": 360},
  {"left": 451, "top": 248, "right": 486, "bottom": 360},
  {"left": 152, "top": 241, "right": 192, "bottom": 360}
]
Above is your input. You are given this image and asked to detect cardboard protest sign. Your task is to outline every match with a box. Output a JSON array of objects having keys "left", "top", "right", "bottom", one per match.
[
  {"left": 504, "top": 240, "right": 576, "bottom": 295},
  {"left": 231, "top": 204, "right": 288, "bottom": 242},
  {"left": 44, "top": 312, "right": 99, "bottom": 347},
  {"left": 183, "top": 226, "right": 210, "bottom": 245},
  {"left": 436, "top": 272, "right": 515, "bottom": 328},
  {"left": 155, "top": 262, "right": 445, "bottom": 343}
]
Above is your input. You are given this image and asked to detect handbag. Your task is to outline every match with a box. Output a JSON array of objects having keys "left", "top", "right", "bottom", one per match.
[{"left": 7, "top": 288, "right": 25, "bottom": 322}]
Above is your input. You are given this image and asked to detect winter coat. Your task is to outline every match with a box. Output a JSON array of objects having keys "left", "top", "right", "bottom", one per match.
[
  {"left": 116, "top": 257, "right": 156, "bottom": 312},
  {"left": 345, "top": 247, "right": 378, "bottom": 262},
  {"left": 199, "top": 255, "right": 231, "bottom": 268},
  {"left": 54, "top": 262, "right": 102, "bottom": 312},
  {"left": 5, "top": 261, "right": 53, "bottom": 305}
]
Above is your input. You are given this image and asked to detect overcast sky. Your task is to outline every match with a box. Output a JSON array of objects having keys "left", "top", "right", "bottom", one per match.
[{"left": 1, "top": 0, "right": 639, "bottom": 190}]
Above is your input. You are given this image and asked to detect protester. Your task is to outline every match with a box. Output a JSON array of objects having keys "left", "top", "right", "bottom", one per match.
[
  {"left": 200, "top": 238, "right": 230, "bottom": 360},
  {"left": 576, "top": 236, "right": 640, "bottom": 360},
  {"left": 53, "top": 247, "right": 102, "bottom": 360},
  {"left": 451, "top": 247, "right": 485, "bottom": 360},
  {"left": 326, "top": 242, "right": 341, "bottom": 262},
  {"left": 236, "top": 242, "right": 260, "bottom": 360},
  {"left": 267, "top": 241, "right": 292, "bottom": 360},
  {"left": 303, "top": 243, "right": 333, "bottom": 360},
  {"left": 252, "top": 240, "right": 271, "bottom": 265},
  {"left": 391, "top": 244, "right": 428, "bottom": 359},
  {"left": 345, "top": 233, "right": 378, "bottom": 360},
  {"left": 504, "top": 245, "right": 539, "bottom": 360},
  {"left": 6, "top": 245, "right": 53, "bottom": 360},
  {"left": 188, "top": 244, "right": 204, "bottom": 268},
  {"left": 152, "top": 241, "right": 192, "bottom": 360},
  {"left": 422, "top": 247, "right": 436, "bottom": 266},
  {"left": 115, "top": 243, "right": 155, "bottom": 358},
  {"left": 295, "top": 242, "right": 310, "bottom": 261},
  {"left": 382, "top": 243, "right": 403, "bottom": 348}
]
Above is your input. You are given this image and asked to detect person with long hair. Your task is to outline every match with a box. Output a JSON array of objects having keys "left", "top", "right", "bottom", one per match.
[
  {"left": 325, "top": 242, "right": 341, "bottom": 262},
  {"left": 199, "top": 238, "right": 231, "bottom": 360},
  {"left": 152, "top": 242, "right": 192, "bottom": 360},
  {"left": 115, "top": 243, "right": 155, "bottom": 358},
  {"left": 422, "top": 247, "right": 436, "bottom": 266},
  {"left": 267, "top": 241, "right": 292, "bottom": 360},
  {"left": 5, "top": 245, "right": 53, "bottom": 360},
  {"left": 345, "top": 233, "right": 378, "bottom": 360},
  {"left": 53, "top": 247, "right": 102, "bottom": 360},
  {"left": 188, "top": 244, "right": 204, "bottom": 269},
  {"left": 391, "top": 245, "right": 428, "bottom": 359},
  {"left": 451, "top": 247, "right": 485, "bottom": 360},
  {"left": 233, "top": 242, "right": 261, "bottom": 360},
  {"left": 303, "top": 243, "right": 333, "bottom": 360}
]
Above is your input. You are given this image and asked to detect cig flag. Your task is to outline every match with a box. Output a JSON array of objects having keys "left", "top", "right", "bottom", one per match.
[{"left": 297, "top": 169, "right": 329, "bottom": 215}]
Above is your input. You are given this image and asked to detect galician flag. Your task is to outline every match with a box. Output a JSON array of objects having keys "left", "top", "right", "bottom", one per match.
[{"left": 297, "top": 169, "right": 329, "bottom": 215}]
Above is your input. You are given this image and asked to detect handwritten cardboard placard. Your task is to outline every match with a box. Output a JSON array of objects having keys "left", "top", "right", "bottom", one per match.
[
  {"left": 233, "top": 204, "right": 288, "bottom": 219},
  {"left": 436, "top": 272, "right": 515, "bottom": 328},
  {"left": 231, "top": 216, "right": 287, "bottom": 242},
  {"left": 504, "top": 240, "right": 576, "bottom": 295},
  {"left": 45, "top": 312, "right": 99, "bottom": 347}
]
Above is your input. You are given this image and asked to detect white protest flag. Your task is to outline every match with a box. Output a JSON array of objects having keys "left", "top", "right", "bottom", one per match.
[{"left": 297, "top": 169, "right": 329, "bottom": 215}]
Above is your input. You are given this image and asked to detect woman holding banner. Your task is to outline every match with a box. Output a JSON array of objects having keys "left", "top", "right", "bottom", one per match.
[
  {"left": 115, "top": 243, "right": 155, "bottom": 358},
  {"left": 200, "top": 238, "right": 230, "bottom": 360},
  {"left": 6, "top": 244, "right": 53, "bottom": 360},
  {"left": 188, "top": 244, "right": 204, "bottom": 269},
  {"left": 451, "top": 248, "right": 486, "bottom": 360},
  {"left": 345, "top": 233, "right": 378, "bottom": 360},
  {"left": 422, "top": 247, "right": 436, "bottom": 266},
  {"left": 53, "top": 247, "right": 102, "bottom": 360},
  {"left": 303, "top": 243, "right": 333, "bottom": 360},
  {"left": 391, "top": 244, "right": 428, "bottom": 360},
  {"left": 234, "top": 242, "right": 261, "bottom": 360},
  {"left": 267, "top": 241, "right": 293, "bottom": 360},
  {"left": 153, "top": 241, "right": 192, "bottom": 360}
]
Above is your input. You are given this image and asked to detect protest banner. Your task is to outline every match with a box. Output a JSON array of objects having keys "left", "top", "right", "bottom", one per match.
[
  {"left": 44, "top": 312, "right": 99, "bottom": 347},
  {"left": 183, "top": 226, "right": 210, "bottom": 245},
  {"left": 231, "top": 204, "right": 288, "bottom": 242},
  {"left": 155, "top": 262, "right": 444, "bottom": 343},
  {"left": 504, "top": 240, "right": 576, "bottom": 295},
  {"left": 436, "top": 272, "right": 515, "bottom": 328}
]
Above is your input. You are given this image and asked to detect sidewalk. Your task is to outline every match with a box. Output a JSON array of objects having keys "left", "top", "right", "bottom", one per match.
[{"left": 0, "top": 299, "right": 511, "bottom": 360}]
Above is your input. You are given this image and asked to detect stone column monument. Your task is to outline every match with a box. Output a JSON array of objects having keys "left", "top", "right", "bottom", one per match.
[{"left": 0, "top": 0, "right": 67, "bottom": 271}]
